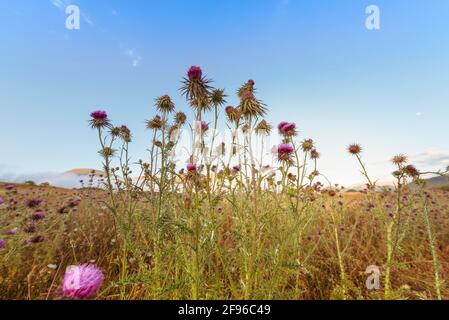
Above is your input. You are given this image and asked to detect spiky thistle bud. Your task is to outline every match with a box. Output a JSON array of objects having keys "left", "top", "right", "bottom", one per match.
[
  {"left": 210, "top": 88, "right": 227, "bottom": 107},
  {"left": 255, "top": 119, "right": 272, "bottom": 135},
  {"left": 155, "top": 95, "right": 175, "bottom": 113},
  {"left": 310, "top": 149, "right": 320, "bottom": 159},
  {"left": 348, "top": 144, "right": 362, "bottom": 155},
  {"left": 146, "top": 115, "right": 163, "bottom": 130},
  {"left": 301, "top": 139, "right": 314, "bottom": 152},
  {"left": 392, "top": 154, "right": 408, "bottom": 166},
  {"left": 120, "top": 125, "right": 131, "bottom": 142},
  {"left": 175, "top": 112, "right": 187, "bottom": 125}
]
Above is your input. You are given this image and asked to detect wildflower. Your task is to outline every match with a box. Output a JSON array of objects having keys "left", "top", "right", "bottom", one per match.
[
  {"left": 210, "top": 88, "right": 227, "bottom": 107},
  {"left": 175, "top": 112, "right": 187, "bottom": 125},
  {"left": 238, "top": 81, "right": 267, "bottom": 119},
  {"left": 255, "top": 119, "right": 272, "bottom": 135},
  {"left": 187, "top": 163, "right": 197, "bottom": 172},
  {"left": 32, "top": 211, "right": 46, "bottom": 221},
  {"left": 238, "top": 80, "right": 256, "bottom": 98},
  {"left": 277, "top": 144, "right": 294, "bottom": 162},
  {"left": 278, "top": 122, "right": 297, "bottom": 137},
  {"left": 0, "top": 197, "right": 3, "bottom": 205},
  {"left": 181, "top": 66, "right": 212, "bottom": 110},
  {"left": 392, "top": 154, "right": 408, "bottom": 166},
  {"left": 25, "top": 199, "right": 42, "bottom": 208},
  {"left": 347, "top": 144, "right": 362, "bottom": 155},
  {"left": 187, "top": 66, "right": 202, "bottom": 81},
  {"left": 155, "top": 95, "right": 175, "bottom": 113},
  {"left": 0, "top": 239, "right": 5, "bottom": 249},
  {"left": 6, "top": 228, "right": 18, "bottom": 235},
  {"left": 4, "top": 185, "right": 15, "bottom": 191},
  {"left": 99, "top": 147, "right": 115, "bottom": 158},
  {"left": 195, "top": 121, "right": 209, "bottom": 134},
  {"left": 232, "top": 165, "right": 240, "bottom": 173},
  {"left": 310, "top": 149, "right": 320, "bottom": 159},
  {"left": 110, "top": 126, "right": 121, "bottom": 137},
  {"left": 120, "top": 125, "right": 132, "bottom": 142},
  {"left": 225, "top": 106, "right": 241, "bottom": 123},
  {"left": 146, "top": 115, "right": 164, "bottom": 130},
  {"left": 31, "top": 235, "right": 45, "bottom": 243},
  {"left": 225, "top": 106, "right": 235, "bottom": 115},
  {"left": 89, "top": 110, "right": 110, "bottom": 129},
  {"left": 62, "top": 264, "right": 104, "bottom": 300},
  {"left": 301, "top": 139, "right": 314, "bottom": 152},
  {"left": 404, "top": 165, "right": 419, "bottom": 178}
]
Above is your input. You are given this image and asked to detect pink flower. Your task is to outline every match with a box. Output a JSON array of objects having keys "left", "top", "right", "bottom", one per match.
[
  {"left": 187, "top": 163, "right": 197, "bottom": 172},
  {"left": 201, "top": 121, "right": 209, "bottom": 132},
  {"left": 32, "top": 211, "right": 46, "bottom": 221},
  {"left": 62, "top": 264, "right": 104, "bottom": 299},
  {"left": 89, "top": 110, "right": 110, "bottom": 129},
  {"left": 278, "top": 122, "right": 296, "bottom": 136},
  {"left": 247, "top": 79, "right": 255, "bottom": 86},
  {"left": 25, "top": 199, "right": 42, "bottom": 208},
  {"left": 0, "top": 239, "right": 5, "bottom": 249},
  {"left": 0, "top": 197, "right": 3, "bottom": 205},
  {"left": 225, "top": 106, "right": 235, "bottom": 114},
  {"left": 277, "top": 144, "right": 294, "bottom": 162},
  {"left": 187, "top": 66, "right": 203, "bottom": 81}
]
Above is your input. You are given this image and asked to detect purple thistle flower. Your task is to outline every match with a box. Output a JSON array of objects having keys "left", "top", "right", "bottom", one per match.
[
  {"left": 187, "top": 66, "right": 202, "bottom": 81},
  {"left": 277, "top": 122, "right": 288, "bottom": 131},
  {"left": 0, "top": 239, "right": 5, "bottom": 249},
  {"left": 90, "top": 110, "right": 108, "bottom": 120},
  {"left": 32, "top": 211, "right": 46, "bottom": 221},
  {"left": 89, "top": 110, "right": 110, "bottom": 129},
  {"left": 4, "top": 185, "right": 15, "bottom": 191},
  {"left": 278, "top": 122, "right": 297, "bottom": 136},
  {"left": 62, "top": 264, "right": 104, "bottom": 300},
  {"left": 277, "top": 144, "right": 294, "bottom": 162},
  {"left": 6, "top": 228, "right": 18, "bottom": 235},
  {"left": 0, "top": 197, "right": 3, "bottom": 205},
  {"left": 25, "top": 199, "right": 42, "bottom": 208},
  {"left": 186, "top": 163, "right": 197, "bottom": 172}
]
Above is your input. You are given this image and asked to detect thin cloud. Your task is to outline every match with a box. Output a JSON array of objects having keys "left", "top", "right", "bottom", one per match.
[
  {"left": 123, "top": 47, "right": 142, "bottom": 67},
  {"left": 411, "top": 148, "right": 449, "bottom": 169},
  {"left": 51, "top": 0, "right": 69, "bottom": 10}
]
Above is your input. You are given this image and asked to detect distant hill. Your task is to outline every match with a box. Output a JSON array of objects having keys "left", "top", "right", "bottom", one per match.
[{"left": 418, "top": 175, "right": 449, "bottom": 189}]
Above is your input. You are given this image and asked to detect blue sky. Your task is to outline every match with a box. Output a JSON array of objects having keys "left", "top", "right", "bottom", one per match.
[{"left": 1, "top": 0, "right": 448, "bottom": 186}]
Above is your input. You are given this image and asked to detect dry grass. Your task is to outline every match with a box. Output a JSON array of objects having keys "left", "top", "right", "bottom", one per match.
[{"left": 1, "top": 182, "right": 448, "bottom": 300}]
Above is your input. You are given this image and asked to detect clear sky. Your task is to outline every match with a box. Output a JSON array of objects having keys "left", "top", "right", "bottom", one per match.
[{"left": 1, "top": 0, "right": 448, "bottom": 186}]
